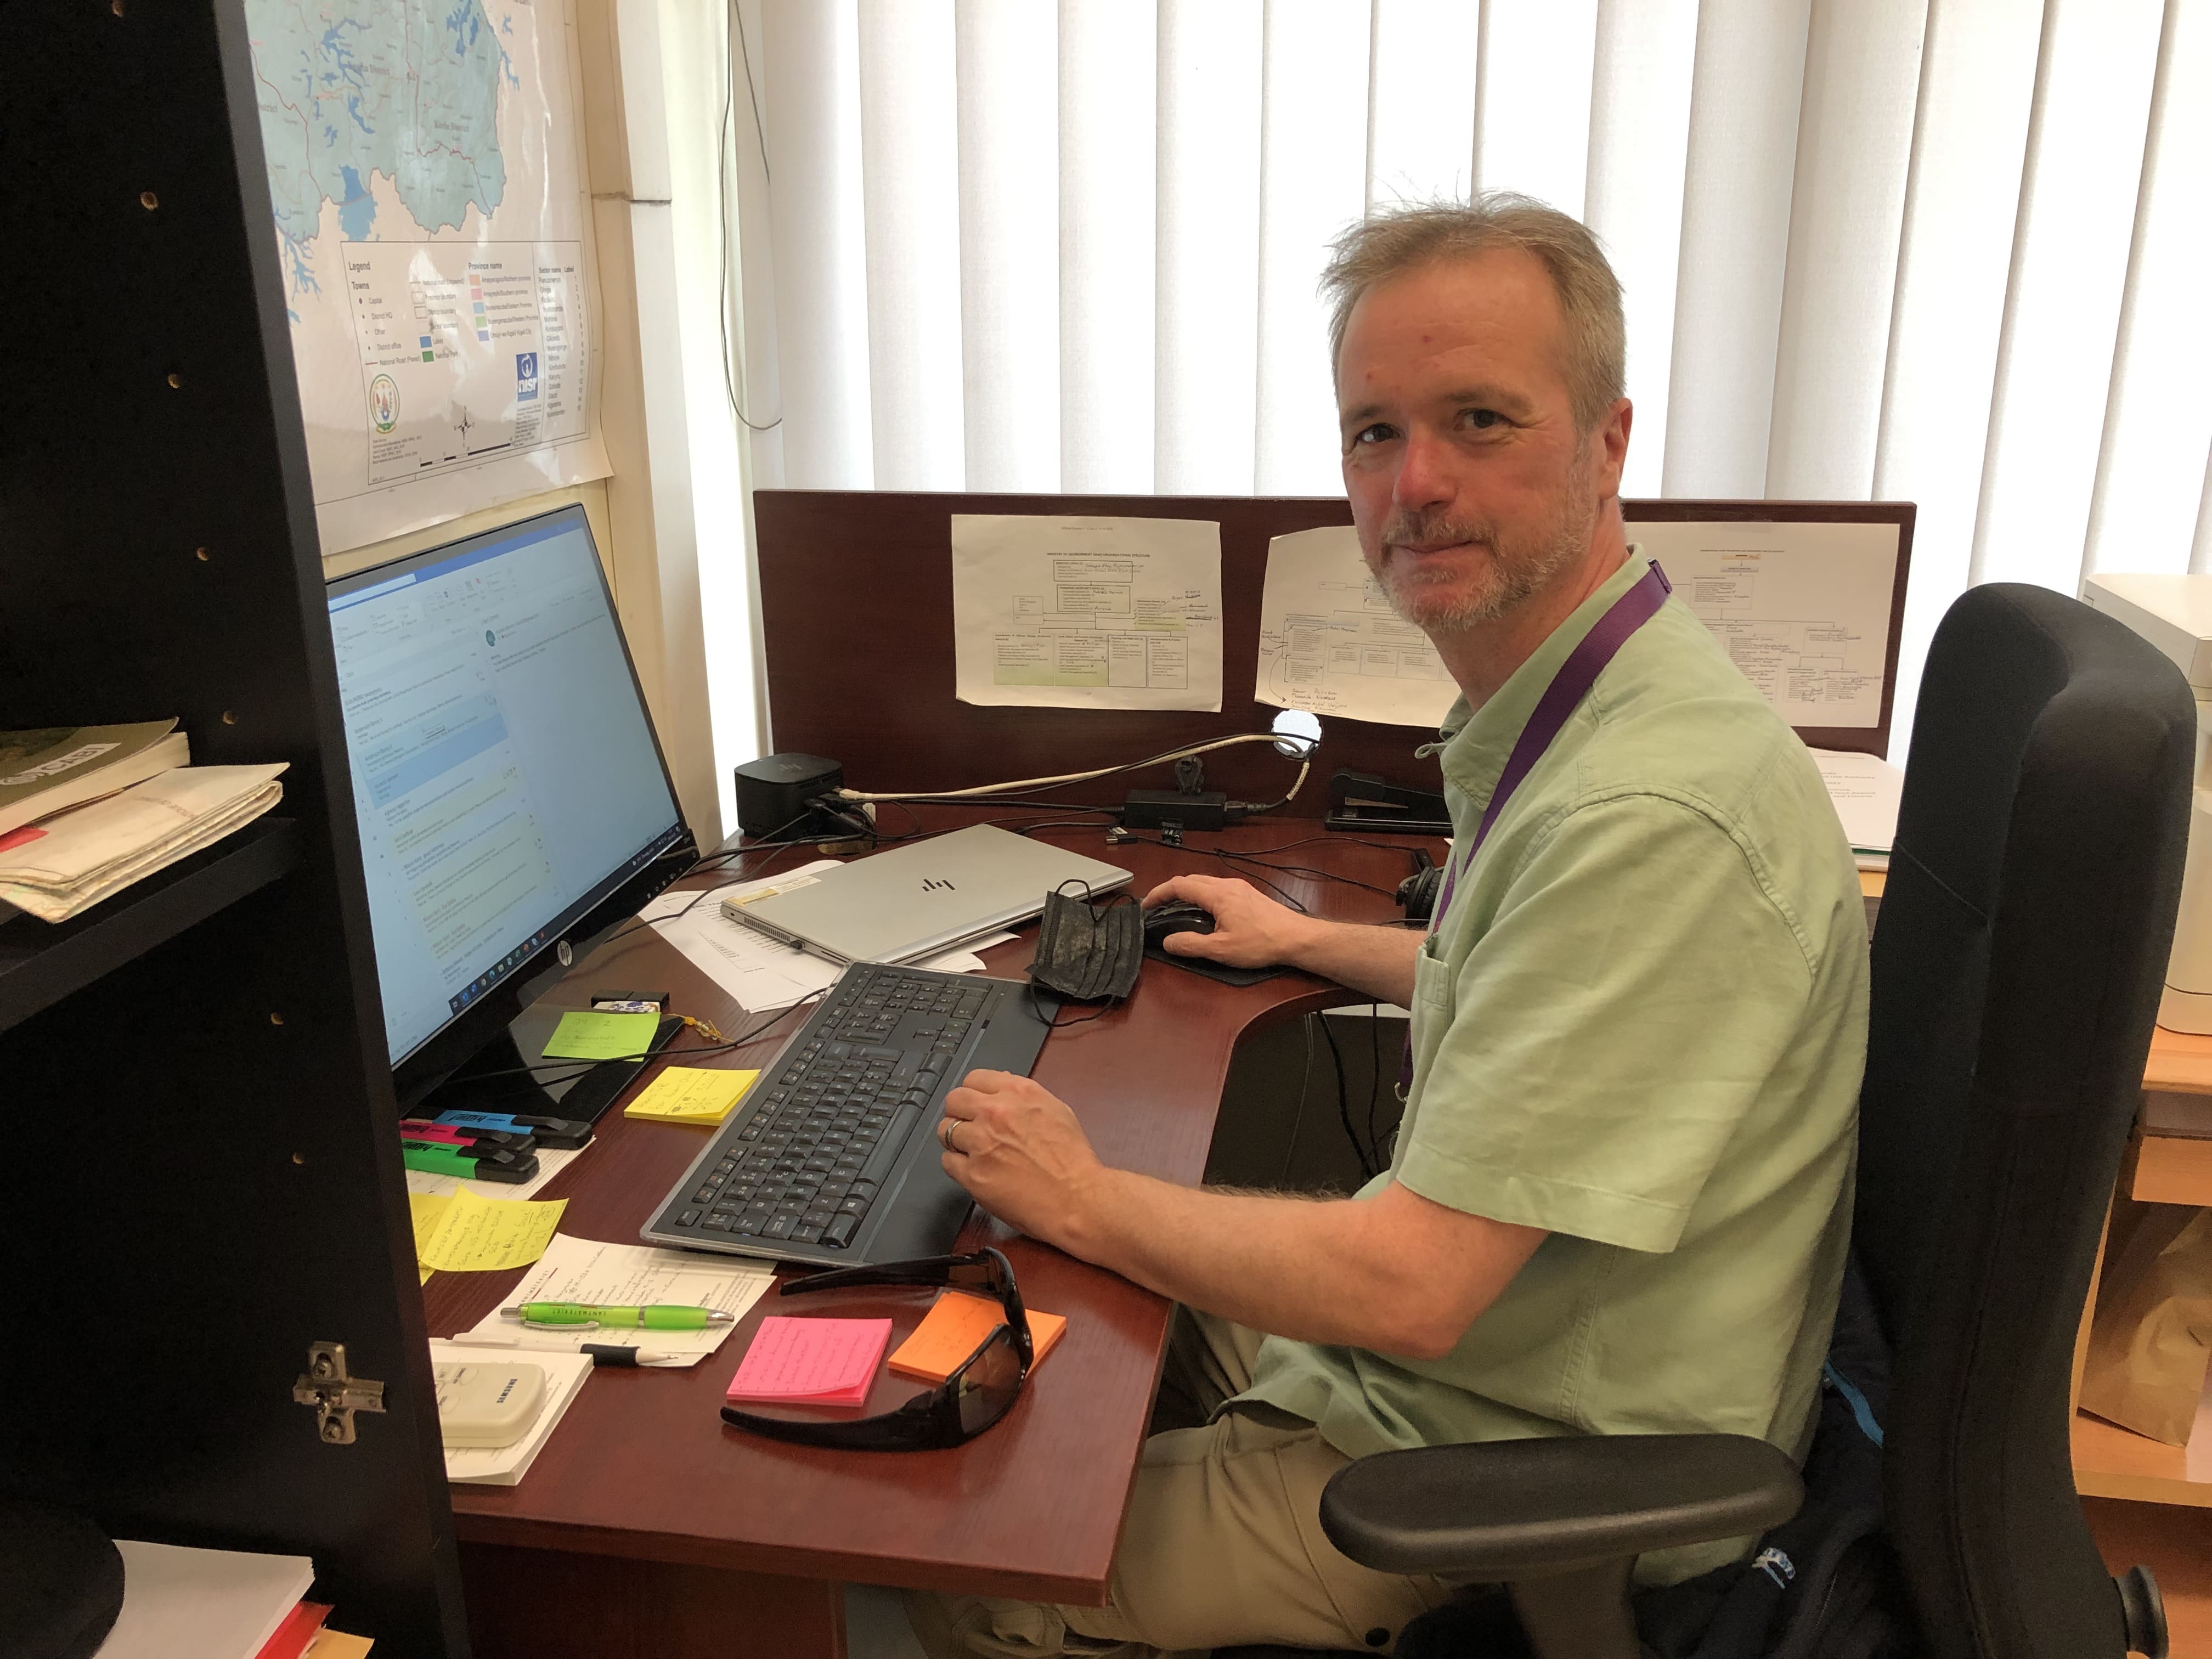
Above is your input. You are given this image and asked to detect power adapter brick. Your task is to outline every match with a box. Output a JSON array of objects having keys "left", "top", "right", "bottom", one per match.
[{"left": 1122, "top": 789, "right": 1229, "bottom": 831}]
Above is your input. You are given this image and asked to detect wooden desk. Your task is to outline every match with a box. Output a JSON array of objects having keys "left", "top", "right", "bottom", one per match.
[{"left": 423, "top": 813, "right": 1433, "bottom": 1658}]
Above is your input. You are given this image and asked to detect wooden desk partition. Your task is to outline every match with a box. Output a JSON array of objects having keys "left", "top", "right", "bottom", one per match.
[{"left": 752, "top": 492, "right": 1917, "bottom": 806}]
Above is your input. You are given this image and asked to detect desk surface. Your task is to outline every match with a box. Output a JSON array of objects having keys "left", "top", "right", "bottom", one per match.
[{"left": 424, "top": 813, "right": 1431, "bottom": 1602}]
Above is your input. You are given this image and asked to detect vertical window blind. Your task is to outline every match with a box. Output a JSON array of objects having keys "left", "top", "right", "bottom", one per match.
[{"left": 733, "top": 0, "right": 2212, "bottom": 746}]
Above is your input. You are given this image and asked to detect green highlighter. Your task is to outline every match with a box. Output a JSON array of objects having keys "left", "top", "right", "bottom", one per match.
[{"left": 502, "top": 1301, "right": 737, "bottom": 1331}]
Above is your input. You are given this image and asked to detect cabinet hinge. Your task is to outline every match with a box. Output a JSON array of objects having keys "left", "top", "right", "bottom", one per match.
[{"left": 292, "top": 1341, "right": 386, "bottom": 1444}]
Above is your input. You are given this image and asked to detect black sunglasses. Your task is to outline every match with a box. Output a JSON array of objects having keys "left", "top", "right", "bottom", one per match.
[{"left": 718, "top": 1248, "right": 1034, "bottom": 1452}]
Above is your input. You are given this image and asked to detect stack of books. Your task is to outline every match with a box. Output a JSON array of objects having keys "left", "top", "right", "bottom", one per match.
[
  {"left": 0, "top": 721, "right": 285, "bottom": 922},
  {"left": 96, "top": 1539, "right": 371, "bottom": 1658}
]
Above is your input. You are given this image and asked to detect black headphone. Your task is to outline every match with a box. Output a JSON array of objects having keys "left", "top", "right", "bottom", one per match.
[{"left": 1396, "top": 849, "right": 1443, "bottom": 922}]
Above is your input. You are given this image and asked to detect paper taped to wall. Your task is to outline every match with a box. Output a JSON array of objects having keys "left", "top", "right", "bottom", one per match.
[
  {"left": 1254, "top": 527, "right": 1457, "bottom": 730},
  {"left": 1631, "top": 520, "right": 1900, "bottom": 729},
  {"left": 951, "top": 515, "right": 1224, "bottom": 712}
]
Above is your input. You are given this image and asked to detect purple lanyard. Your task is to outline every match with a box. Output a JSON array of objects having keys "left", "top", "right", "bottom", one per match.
[{"left": 1398, "top": 561, "right": 1672, "bottom": 1094}]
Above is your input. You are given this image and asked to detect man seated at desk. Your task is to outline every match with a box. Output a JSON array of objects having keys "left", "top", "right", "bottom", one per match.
[{"left": 910, "top": 196, "right": 1869, "bottom": 1659}]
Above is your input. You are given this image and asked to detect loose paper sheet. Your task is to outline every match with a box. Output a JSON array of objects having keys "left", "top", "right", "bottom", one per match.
[
  {"left": 1809, "top": 748, "right": 1905, "bottom": 853},
  {"left": 415, "top": 1185, "right": 567, "bottom": 1273},
  {"left": 1253, "top": 527, "right": 1457, "bottom": 729},
  {"left": 459, "top": 1234, "right": 773, "bottom": 1365},
  {"left": 625, "top": 1065, "right": 759, "bottom": 1125},
  {"left": 1633, "top": 521, "right": 1900, "bottom": 729},
  {"left": 951, "top": 515, "right": 1224, "bottom": 711},
  {"left": 410, "top": 1192, "right": 450, "bottom": 1282}
]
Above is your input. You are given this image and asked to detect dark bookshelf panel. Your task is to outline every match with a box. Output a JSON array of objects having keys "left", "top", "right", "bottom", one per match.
[{"left": 0, "top": 817, "right": 298, "bottom": 1033}]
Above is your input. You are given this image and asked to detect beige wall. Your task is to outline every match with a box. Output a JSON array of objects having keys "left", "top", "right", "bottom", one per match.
[{"left": 320, "top": 480, "right": 616, "bottom": 588}]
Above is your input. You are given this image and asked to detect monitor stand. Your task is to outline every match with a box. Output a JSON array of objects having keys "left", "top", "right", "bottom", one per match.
[{"left": 408, "top": 1006, "right": 683, "bottom": 1126}]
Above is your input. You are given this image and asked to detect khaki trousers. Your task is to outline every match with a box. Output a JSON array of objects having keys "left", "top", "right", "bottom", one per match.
[{"left": 903, "top": 1311, "right": 1450, "bottom": 1658}]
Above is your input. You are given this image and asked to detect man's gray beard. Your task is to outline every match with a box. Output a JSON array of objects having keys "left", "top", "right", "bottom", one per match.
[{"left": 1370, "top": 489, "right": 1596, "bottom": 633}]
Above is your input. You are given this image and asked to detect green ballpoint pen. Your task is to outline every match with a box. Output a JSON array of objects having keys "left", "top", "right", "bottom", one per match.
[{"left": 501, "top": 1301, "right": 736, "bottom": 1330}]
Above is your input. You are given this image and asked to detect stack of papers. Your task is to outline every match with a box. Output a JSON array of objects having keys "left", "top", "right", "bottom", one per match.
[
  {"left": 97, "top": 1539, "right": 315, "bottom": 1659},
  {"left": 1809, "top": 748, "right": 1904, "bottom": 872},
  {"left": 641, "top": 861, "right": 1014, "bottom": 1013},
  {"left": 726, "top": 1316, "right": 892, "bottom": 1407},
  {"left": 888, "top": 1290, "right": 1067, "bottom": 1383},
  {"left": 0, "top": 763, "right": 286, "bottom": 921},
  {"left": 624, "top": 1065, "right": 759, "bottom": 1125},
  {"left": 0, "top": 720, "right": 189, "bottom": 835},
  {"left": 427, "top": 1341, "right": 594, "bottom": 1485},
  {"left": 456, "top": 1234, "right": 773, "bottom": 1365}
]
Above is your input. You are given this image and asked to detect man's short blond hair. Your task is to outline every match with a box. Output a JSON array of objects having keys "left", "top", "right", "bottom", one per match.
[{"left": 1321, "top": 195, "right": 1627, "bottom": 433}]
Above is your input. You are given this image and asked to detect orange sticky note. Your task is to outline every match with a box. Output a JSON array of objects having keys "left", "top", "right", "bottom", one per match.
[
  {"left": 888, "top": 1290, "right": 1066, "bottom": 1384},
  {"left": 726, "top": 1316, "right": 891, "bottom": 1407}
]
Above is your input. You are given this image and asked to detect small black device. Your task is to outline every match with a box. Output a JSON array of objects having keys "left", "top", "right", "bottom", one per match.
[
  {"left": 640, "top": 963, "right": 1057, "bottom": 1267},
  {"left": 1141, "top": 899, "right": 1217, "bottom": 951},
  {"left": 1122, "top": 788, "right": 1230, "bottom": 831},
  {"left": 1325, "top": 767, "right": 1451, "bottom": 836},
  {"left": 734, "top": 752, "right": 848, "bottom": 839}
]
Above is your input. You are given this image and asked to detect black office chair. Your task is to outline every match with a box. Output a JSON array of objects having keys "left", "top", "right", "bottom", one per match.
[{"left": 1279, "top": 585, "right": 2192, "bottom": 1659}]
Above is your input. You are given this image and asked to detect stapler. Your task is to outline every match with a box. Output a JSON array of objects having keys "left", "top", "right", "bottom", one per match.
[{"left": 1324, "top": 768, "right": 1451, "bottom": 836}]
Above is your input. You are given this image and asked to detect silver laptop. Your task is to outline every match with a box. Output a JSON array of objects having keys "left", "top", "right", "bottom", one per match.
[{"left": 726, "top": 823, "right": 1132, "bottom": 964}]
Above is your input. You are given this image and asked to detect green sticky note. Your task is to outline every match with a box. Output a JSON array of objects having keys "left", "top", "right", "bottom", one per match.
[{"left": 543, "top": 1008, "right": 659, "bottom": 1061}]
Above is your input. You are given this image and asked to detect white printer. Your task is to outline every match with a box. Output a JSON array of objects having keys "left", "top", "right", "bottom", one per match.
[{"left": 2081, "top": 573, "right": 2212, "bottom": 1032}]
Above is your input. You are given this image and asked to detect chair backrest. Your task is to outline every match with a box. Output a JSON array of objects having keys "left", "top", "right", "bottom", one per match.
[{"left": 1855, "top": 584, "right": 2192, "bottom": 1658}]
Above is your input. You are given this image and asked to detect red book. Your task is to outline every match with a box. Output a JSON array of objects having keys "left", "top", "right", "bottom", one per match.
[{"left": 253, "top": 1601, "right": 332, "bottom": 1659}]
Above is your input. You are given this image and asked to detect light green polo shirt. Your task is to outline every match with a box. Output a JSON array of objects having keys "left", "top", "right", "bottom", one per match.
[{"left": 1239, "top": 550, "right": 1869, "bottom": 1583}]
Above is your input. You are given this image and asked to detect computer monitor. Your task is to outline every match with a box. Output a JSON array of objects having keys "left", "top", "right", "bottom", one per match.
[{"left": 326, "top": 504, "right": 697, "bottom": 1113}]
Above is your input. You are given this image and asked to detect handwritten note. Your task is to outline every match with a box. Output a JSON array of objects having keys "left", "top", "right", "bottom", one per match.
[
  {"left": 409, "top": 1192, "right": 451, "bottom": 1283},
  {"left": 726, "top": 1316, "right": 892, "bottom": 1407},
  {"left": 542, "top": 1009, "right": 660, "bottom": 1061},
  {"left": 415, "top": 1186, "right": 567, "bottom": 1273},
  {"left": 624, "top": 1066, "right": 759, "bottom": 1126},
  {"left": 889, "top": 1290, "right": 1066, "bottom": 1383}
]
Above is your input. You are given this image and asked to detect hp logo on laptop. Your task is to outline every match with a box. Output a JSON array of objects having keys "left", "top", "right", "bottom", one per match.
[{"left": 922, "top": 878, "right": 955, "bottom": 892}]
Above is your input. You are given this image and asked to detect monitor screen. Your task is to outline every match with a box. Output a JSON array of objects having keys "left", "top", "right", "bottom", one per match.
[{"left": 327, "top": 506, "right": 685, "bottom": 1066}]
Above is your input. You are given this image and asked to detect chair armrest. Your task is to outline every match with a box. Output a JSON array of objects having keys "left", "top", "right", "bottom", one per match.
[{"left": 1318, "top": 1433, "right": 1803, "bottom": 1579}]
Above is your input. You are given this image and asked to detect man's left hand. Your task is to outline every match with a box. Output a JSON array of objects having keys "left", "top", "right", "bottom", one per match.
[{"left": 937, "top": 1070, "right": 1105, "bottom": 1251}]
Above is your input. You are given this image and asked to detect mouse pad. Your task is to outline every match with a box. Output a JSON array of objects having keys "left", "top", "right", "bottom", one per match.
[{"left": 1145, "top": 945, "right": 1288, "bottom": 988}]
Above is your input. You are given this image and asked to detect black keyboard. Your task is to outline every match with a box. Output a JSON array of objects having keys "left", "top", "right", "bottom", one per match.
[{"left": 639, "top": 963, "right": 1055, "bottom": 1268}]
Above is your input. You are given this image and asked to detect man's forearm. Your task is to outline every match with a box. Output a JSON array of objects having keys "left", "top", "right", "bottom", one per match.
[
  {"left": 1065, "top": 1168, "right": 1446, "bottom": 1355},
  {"left": 1286, "top": 919, "right": 1423, "bottom": 1007}
]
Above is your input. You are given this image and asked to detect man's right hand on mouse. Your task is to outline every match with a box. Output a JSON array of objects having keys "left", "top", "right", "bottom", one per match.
[{"left": 1141, "top": 874, "right": 1321, "bottom": 967}]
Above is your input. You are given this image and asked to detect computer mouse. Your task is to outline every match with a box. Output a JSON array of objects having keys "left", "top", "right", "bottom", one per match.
[{"left": 1142, "top": 899, "right": 1217, "bottom": 950}]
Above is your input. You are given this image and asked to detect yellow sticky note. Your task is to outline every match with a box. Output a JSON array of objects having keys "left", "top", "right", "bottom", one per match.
[
  {"left": 409, "top": 1192, "right": 452, "bottom": 1282},
  {"left": 543, "top": 1008, "right": 659, "bottom": 1061},
  {"left": 624, "top": 1066, "right": 759, "bottom": 1126},
  {"left": 415, "top": 1184, "right": 567, "bottom": 1273}
]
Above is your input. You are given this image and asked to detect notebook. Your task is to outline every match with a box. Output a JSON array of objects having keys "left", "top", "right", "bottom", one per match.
[{"left": 727, "top": 823, "right": 1132, "bottom": 965}]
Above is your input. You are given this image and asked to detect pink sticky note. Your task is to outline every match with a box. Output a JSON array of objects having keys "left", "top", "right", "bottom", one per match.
[{"left": 725, "top": 1316, "right": 893, "bottom": 1407}]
